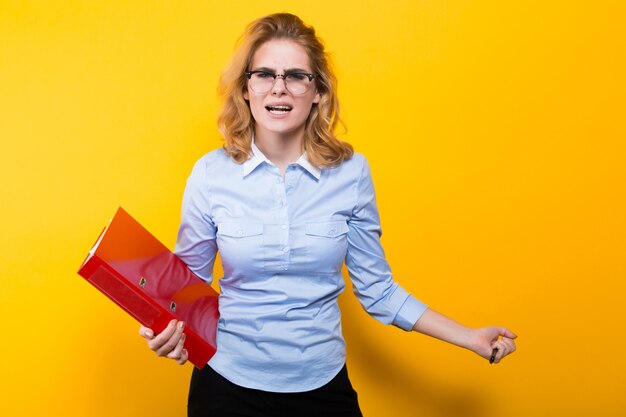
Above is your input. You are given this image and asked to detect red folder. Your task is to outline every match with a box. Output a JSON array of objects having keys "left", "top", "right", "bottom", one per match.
[{"left": 78, "top": 207, "right": 218, "bottom": 368}]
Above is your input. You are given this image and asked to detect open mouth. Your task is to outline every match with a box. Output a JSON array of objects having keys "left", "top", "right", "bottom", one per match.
[{"left": 265, "top": 105, "right": 293, "bottom": 114}]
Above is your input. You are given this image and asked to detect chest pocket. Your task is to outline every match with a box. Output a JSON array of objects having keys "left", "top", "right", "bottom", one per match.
[
  {"left": 305, "top": 220, "right": 350, "bottom": 273},
  {"left": 216, "top": 222, "right": 264, "bottom": 275},
  {"left": 218, "top": 223, "right": 263, "bottom": 238}
]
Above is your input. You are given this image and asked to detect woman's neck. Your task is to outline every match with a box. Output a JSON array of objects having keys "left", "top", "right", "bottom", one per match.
[{"left": 254, "top": 129, "right": 304, "bottom": 175}]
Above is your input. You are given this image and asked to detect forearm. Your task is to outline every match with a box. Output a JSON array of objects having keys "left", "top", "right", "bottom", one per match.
[{"left": 411, "top": 308, "right": 474, "bottom": 350}]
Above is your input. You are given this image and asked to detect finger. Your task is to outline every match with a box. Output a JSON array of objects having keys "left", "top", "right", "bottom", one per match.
[
  {"left": 495, "top": 345, "right": 508, "bottom": 363},
  {"left": 139, "top": 326, "right": 154, "bottom": 340},
  {"left": 176, "top": 349, "right": 189, "bottom": 366},
  {"left": 167, "top": 333, "right": 187, "bottom": 361},
  {"left": 493, "top": 339, "right": 515, "bottom": 363},
  {"left": 147, "top": 320, "right": 178, "bottom": 352},
  {"left": 501, "top": 337, "right": 517, "bottom": 356},
  {"left": 500, "top": 327, "right": 517, "bottom": 339},
  {"left": 154, "top": 321, "right": 185, "bottom": 356}
]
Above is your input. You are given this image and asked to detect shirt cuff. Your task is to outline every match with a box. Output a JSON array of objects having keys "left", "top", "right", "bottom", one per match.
[{"left": 393, "top": 293, "right": 429, "bottom": 331}]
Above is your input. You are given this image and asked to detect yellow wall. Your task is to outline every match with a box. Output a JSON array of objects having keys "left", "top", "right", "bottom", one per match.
[{"left": 1, "top": 1, "right": 625, "bottom": 416}]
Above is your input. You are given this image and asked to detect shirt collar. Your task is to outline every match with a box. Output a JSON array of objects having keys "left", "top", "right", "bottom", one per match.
[
  {"left": 295, "top": 153, "right": 321, "bottom": 180},
  {"left": 242, "top": 140, "right": 269, "bottom": 177},
  {"left": 242, "top": 139, "right": 321, "bottom": 180}
]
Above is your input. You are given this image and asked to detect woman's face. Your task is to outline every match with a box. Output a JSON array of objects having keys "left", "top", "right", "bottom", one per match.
[{"left": 244, "top": 39, "right": 321, "bottom": 140}]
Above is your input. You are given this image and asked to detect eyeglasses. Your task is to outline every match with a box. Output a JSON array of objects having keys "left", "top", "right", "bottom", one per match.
[{"left": 245, "top": 70, "right": 315, "bottom": 95}]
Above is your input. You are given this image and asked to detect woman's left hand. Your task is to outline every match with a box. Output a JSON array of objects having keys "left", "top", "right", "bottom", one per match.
[
  {"left": 468, "top": 326, "right": 517, "bottom": 363},
  {"left": 412, "top": 308, "right": 517, "bottom": 363}
]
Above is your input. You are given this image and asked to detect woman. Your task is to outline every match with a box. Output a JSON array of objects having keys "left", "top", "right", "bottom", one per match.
[{"left": 140, "top": 13, "right": 517, "bottom": 417}]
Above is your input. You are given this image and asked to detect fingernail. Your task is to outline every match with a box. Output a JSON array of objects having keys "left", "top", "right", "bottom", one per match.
[
  {"left": 178, "top": 321, "right": 185, "bottom": 329},
  {"left": 145, "top": 330, "right": 153, "bottom": 338}
]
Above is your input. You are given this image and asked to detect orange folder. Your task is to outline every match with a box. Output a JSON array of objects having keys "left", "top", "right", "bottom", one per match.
[{"left": 78, "top": 207, "right": 218, "bottom": 368}]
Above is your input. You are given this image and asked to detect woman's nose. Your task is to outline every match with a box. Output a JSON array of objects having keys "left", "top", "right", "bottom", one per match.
[{"left": 271, "top": 75, "right": 287, "bottom": 95}]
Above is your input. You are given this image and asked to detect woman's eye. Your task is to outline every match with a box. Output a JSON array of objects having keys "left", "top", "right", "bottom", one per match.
[
  {"left": 286, "top": 73, "right": 307, "bottom": 81},
  {"left": 256, "top": 72, "right": 274, "bottom": 79}
]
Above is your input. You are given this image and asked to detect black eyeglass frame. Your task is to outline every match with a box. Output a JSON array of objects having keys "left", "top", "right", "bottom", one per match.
[{"left": 244, "top": 70, "right": 316, "bottom": 94}]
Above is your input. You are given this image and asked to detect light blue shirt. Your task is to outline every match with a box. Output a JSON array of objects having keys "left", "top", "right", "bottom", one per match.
[{"left": 174, "top": 143, "right": 428, "bottom": 392}]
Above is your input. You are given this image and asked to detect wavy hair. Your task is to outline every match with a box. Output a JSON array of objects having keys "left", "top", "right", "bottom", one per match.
[{"left": 217, "top": 13, "right": 353, "bottom": 168}]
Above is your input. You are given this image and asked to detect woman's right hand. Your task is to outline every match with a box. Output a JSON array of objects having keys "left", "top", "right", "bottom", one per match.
[{"left": 139, "top": 320, "right": 188, "bottom": 365}]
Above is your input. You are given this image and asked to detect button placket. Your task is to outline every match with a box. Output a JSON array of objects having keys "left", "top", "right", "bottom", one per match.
[
  {"left": 283, "top": 167, "right": 301, "bottom": 194},
  {"left": 276, "top": 177, "right": 290, "bottom": 270},
  {"left": 280, "top": 215, "right": 290, "bottom": 269},
  {"left": 279, "top": 167, "right": 303, "bottom": 270},
  {"left": 261, "top": 165, "right": 292, "bottom": 272}
]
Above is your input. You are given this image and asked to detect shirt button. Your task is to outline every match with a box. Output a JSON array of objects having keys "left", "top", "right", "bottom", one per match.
[
  {"left": 236, "top": 230, "right": 243, "bottom": 237},
  {"left": 283, "top": 265, "right": 288, "bottom": 270},
  {"left": 329, "top": 229, "right": 336, "bottom": 236},
  {"left": 282, "top": 247, "right": 289, "bottom": 253}
]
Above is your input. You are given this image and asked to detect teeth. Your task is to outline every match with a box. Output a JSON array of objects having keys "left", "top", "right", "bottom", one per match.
[{"left": 266, "top": 105, "right": 292, "bottom": 113}]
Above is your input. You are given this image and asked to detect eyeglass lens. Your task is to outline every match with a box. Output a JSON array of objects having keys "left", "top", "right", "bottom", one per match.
[{"left": 249, "top": 73, "right": 312, "bottom": 95}]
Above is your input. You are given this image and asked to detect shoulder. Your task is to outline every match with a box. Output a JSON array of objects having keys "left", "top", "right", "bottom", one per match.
[
  {"left": 182, "top": 148, "right": 234, "bottom": 188},
  {"left": 347, "top": 151, "right": 368, "bottom": 166},
  {"left": 189, "top": 147, "right": 237, "bottom": 175},
  {"left": 327, "top": 152, "right": 371, "bottom": 179},
  {"left": 195, "top": 147, "right": 231, "bottom": 167},
  {"left": 328, "top": 151, "right": 368, "bottom": 170}
]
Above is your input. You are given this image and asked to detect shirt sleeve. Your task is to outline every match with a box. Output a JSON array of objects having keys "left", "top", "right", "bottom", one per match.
[
  {"left": 344, "top": 156, "right": 428, "bottom": 331},
  {"left": 174, "top": 157, "right": 218, "bottom": 283}
]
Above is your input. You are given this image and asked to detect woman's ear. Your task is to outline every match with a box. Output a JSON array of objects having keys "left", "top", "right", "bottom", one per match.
[
  {"left": 313, "top": 90, "right": 321, "bottom": 104},
  {"left": 243, "top": 88, "right": 249, "bottom": 101}
]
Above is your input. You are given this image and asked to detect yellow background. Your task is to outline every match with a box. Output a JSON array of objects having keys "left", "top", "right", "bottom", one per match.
[{"left": 1, "top": 1, "right": 625, "bottom": 416}]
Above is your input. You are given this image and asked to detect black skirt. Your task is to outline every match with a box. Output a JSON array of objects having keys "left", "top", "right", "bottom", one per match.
[{"left": 188, "top": 364, "right": 364, "bottom": 417}]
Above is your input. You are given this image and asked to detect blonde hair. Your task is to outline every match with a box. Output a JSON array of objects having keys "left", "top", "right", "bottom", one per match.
[{"left": 217, "top": 13, "right": 353, "bottom": 168}]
